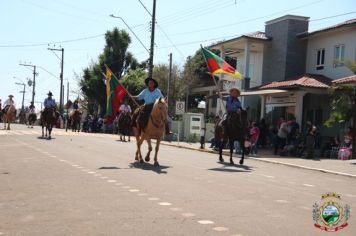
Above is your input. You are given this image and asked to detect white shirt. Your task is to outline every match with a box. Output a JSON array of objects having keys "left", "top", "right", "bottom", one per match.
[
  {"left": 119, "top": 104, "right": 132, "bottom": 113},
  {"left": 3, "top": 99, "right": 15, "bottom": 107}
]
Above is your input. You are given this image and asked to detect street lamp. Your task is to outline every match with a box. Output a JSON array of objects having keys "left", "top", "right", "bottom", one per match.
[
  {"left": 109, "top": 14, "right": 150, "bottom": 54},
  {"left": 15, "top": 82, "right": 26, "bottom": 111}
]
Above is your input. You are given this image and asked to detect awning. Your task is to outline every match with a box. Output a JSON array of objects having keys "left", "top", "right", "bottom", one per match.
[{"left": 240, "top": 89, "right": 288, "bottom": 96}]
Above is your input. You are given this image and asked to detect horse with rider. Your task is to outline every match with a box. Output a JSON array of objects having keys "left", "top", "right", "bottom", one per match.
[
  {"left": 27, "top": 102, "right": 37, "bottom": 128},
  {"left": 41, "top": 91, "right": 59, "bottom": 139},
  {"left": 214, "top": 86, "right": 248, "bottom": 165},
  {"left": 117, "top": 98, "right": 132, "bottom": 142},
  {"left": 1, "top": 95, "right": 16, "bottom": 130},
  {"left": 131, "top": 77, "right": 171, "bottom": 166},
  {"left": 66, "top": 99, "right": 81, "bottom": 132}
]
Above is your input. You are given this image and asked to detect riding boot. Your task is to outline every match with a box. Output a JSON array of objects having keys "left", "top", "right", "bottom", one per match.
[{"left": 165, "top": 122, "right": 172, "bottom": 135}]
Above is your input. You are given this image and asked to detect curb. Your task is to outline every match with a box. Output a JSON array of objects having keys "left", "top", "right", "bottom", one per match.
[{"left": 159, "top": 142, "right": 356, "bottom": 179}]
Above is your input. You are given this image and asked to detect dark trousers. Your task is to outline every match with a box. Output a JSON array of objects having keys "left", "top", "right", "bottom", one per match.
[{"left": 274, "top": 136, "right": 286, "bottom": 155}]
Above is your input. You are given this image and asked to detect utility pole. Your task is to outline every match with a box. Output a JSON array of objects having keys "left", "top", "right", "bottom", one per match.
[
  {"left": 148, "top": 0, "right": 157, "bottom": 78},
  {"left": 48, "top": 47, "right": 64, "bottom": 115},
  {"left": 15, "top": 82, "right": 25, "bottom": 111},
  {"left": 167, "top": 53, "right": 172, "bottom": 109},
  {"left": 67, "top": 81, "right": 69, "bottom": 103},
  {"left": 19, "top": 64, "right": 36, "bottom": 104},
  {"left": 186, "top": 56, "right": 192, "bottom": 111}
]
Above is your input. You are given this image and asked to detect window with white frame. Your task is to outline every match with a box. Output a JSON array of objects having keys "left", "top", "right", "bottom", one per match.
[
  {"left": 334, "top": 44, "right": 345, "bottom": 67},
  {"left": 316, "top": 48, "right": 325, "bottom": 70}
]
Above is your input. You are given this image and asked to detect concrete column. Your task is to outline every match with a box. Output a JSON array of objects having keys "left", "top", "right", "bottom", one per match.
[
  {"left": 295, "top": 91, "right": 306, "bottom": 126},
  {"left": 260, "top": 95, "right": 266, "bottom": 119},
  {"left": 244, "top": 41, "right": 251, "bottom": 79}
]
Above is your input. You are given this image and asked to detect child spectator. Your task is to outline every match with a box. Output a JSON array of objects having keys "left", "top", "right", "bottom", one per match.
[{"left": 250, "top": 122, "right": 260, "bottom": 156}]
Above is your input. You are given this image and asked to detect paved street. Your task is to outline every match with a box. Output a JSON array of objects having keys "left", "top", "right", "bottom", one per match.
[{"left": 1, "top": 124, "right": 355, "bottom": 236}]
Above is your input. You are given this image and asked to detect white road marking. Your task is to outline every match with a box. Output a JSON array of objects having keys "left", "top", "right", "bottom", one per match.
[
  {"left": 100, "top": 176, "right": 108, "bottom": 179},
  {"left": 182, "top": 213, "right": 195, "bottom": 217},
  {"left": 259, "top": 174, "right": 275, "bottom": 178},
  {"left": 170, "top": 207, "right": 182, "bottom": 211},
  {"left": 148, "top": 197, "right": 160, "bottom": 201},
  {"left": 72, "top": 165, "right": 79, "bottom": 167},
  {"left": 299, "top": 206, "right": 311, "bottom": 210},
  {"left": 138, "top": 193, "right": 148, "bottom": 196},
  {"left": 129, "top": 189, "right": 139, "bottom": 192},
  {"left": 107, "top": 180, "right": 117, "bottom": 183},
  {"left": 59, "top": 159, "right": 66, "bottom": 162},
  {"left": 94, "top": 174, "right": 101, "bottom": 177},
  {"left": 198, "top": 220, "right": 214, "bottom": 225},
  {"left": 303, "top": 184, "right": 315, "bottom": 187},
  {"left": 77, "top": 166, "right": 84, "bottom": 169},
  {"left": 158, "top": 202, "right": 172, "bottom": 206},
  {"left": 50, "top": 155, "right": 57, "bottom": 158},
  {"left": 213, "top": 227, "right": 229, "bottom": 232},
  {"left": 275, "top": 200, "right": 289, "bottom": 203},
  {"left": 88, "top": 171, "right": 96, "bottom": 174}
]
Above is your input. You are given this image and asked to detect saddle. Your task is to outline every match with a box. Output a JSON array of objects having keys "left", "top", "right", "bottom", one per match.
[{"left": 131, "top": 104, "right": 153, "bottom": 129}]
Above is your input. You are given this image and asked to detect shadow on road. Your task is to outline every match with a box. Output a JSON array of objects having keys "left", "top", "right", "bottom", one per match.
[
  {"left": 208, "top": 162, "right": 253, "bottom": 173},
  {"left": 98, "top": 167, "right": 120, "bottom": 170},
  {"left": 37, "top": 136, "right": 56, "bottom": 140},
  {"left": 129, "top": 162, "right": 170, "bottom": 174}
]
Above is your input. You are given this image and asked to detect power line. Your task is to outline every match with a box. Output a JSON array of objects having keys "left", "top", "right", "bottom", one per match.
[
  {"left": 0, "top": 34, "right": 104, "bottom": 48},
  {"left": 310, "top": 11, "right": 356, "bottom": 22}
]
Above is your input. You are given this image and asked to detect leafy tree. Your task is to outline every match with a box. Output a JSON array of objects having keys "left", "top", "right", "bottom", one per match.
[
  {"left": 120, "top": 68, "right": 147, "bottom": 96},
  {"left": 79, "top": 27, "right": 137, "bottom": 115},
  {"left": 325, "top": 60, "right": 356, "bottom": 158}
]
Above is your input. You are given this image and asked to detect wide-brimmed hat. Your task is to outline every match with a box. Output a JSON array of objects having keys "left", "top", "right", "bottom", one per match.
[
  {"left": 145, "top": 77, "right": 158, "bottom": 88},
  {"left": 47, "top": 91, "right": 53, "bottom": 96},
  {"left": 229, "top": 87, "right": 241, "bottom": 96},
  {"left": 8, "top": 94, "right": 14, "bottom": 98}
]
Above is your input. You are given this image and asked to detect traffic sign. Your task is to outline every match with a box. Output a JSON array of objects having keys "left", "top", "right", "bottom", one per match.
[{"left": 175, "top": 101, "right": 185, "bottom": 115}]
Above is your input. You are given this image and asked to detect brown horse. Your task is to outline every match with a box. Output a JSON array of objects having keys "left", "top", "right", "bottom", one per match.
[
  {"left": 67, "top": 110, "right": 81, "bottom": 132},
  {"left": 133, "top": 98, "right": 167, "bottom": 166},
  {"left": 41, "top": 108, "right": 58, "bottom": 139},
  {"left": 118, "top": 112, "right": 132, "bottom": 142},
  {"left": 3, "top": 105, "right": 16, "bottom": 130},
  {"left": 215, "top": 109, "right": 248, "bottom": 165}
]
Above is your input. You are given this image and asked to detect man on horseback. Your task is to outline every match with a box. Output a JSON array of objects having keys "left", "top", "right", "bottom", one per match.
[
  {"left": 119, "top": 98, "right": 132, "bottom": 115},
  {"left": 133, "top": 77, "right": 172, "bottom": 135},
  {"left": 28, "top": 102, "right": 37, "bottom": 128},
  {"left": 43, "top": 91, "right": 56, "bottom": 120},
  {"left": 218, "top": 87, "right": 242, "bottom": 131},
  {"left": 2, "top": 95, "right": 16, "bottom": 113},
  {"left": 73, "top": 99, "right": 80, "bottom": 110}
]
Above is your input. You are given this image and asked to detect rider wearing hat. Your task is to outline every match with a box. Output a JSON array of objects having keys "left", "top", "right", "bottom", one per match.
[
  {"left": 217, "top": 86, "right": 242, "bottom": 129},
  {"left": 2, "top": 95, "right": 16, "bottom": 113},
  {"left": 44, "top": 91, "right": 56, "bottom": 109},
  {"left": 133, "top": 77, "right": 172, "bottom": 134}
]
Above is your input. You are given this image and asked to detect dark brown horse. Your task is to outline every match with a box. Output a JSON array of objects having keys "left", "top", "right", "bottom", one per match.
[
  {"left": 215, "top": 109, "right": 248, "bottom": 165},
  {"left": 41, "top": 108, "right": 58, "bottom": 139},
  {"left": 67, "top": 110, "right": 81, "bottom": 132},
  {"left": 118, "top": 112, "right": 132, "bottom": 142}
]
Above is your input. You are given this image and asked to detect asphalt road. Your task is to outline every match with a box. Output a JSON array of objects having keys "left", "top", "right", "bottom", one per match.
[{"left": 1, "top": 124, "right": 355, "bottom": 236}]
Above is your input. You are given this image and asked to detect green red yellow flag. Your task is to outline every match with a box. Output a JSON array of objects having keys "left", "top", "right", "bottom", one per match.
[
  {"left": 202, "top": 47, "right": 243, "bottom": 79},
  {"left": 105, "top": 65, "right": 126, "bottom": 123}
]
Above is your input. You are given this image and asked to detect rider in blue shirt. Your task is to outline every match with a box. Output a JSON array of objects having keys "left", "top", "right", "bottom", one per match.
[
  {"left": 133, "top": 77, "right": 171, "bottom": 134},
  {"left": 217, "top": 87, "right": 242, "bottom": 130},
  {"left": 44, "top": 92, "right": 56, "bottom": 108}
]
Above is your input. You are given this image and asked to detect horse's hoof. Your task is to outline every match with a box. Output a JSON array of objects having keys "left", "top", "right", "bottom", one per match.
[
  {"left": 230, "top": 160, "right": 235, "bottom": 165},
  {"left": 139, "top": 159, "right": 144, "bottom": 163},
  {"left": 145, "top": 156, "right": 150, "bottom": 162},
  {"left": 154, "top": 161, "right": 160, "bottom": 167},
  {"left": 219, "top": 157, "right": 224, "bottom": 162},
  {"left": 239, "top": 159, "right": 244, "bottom": 165}
]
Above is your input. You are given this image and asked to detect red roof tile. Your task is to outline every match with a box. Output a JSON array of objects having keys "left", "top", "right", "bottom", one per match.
[
  {"left": 259, "top": 74, "right": 332, "bottom": 89},
  {"left": 332, "top": 75, "right": 356, "bottom": 85}
]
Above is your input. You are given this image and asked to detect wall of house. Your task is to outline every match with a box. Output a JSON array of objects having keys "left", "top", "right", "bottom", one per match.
[
  {"left": 262, "top": 16, "right": 309, "bottom": 84},
  {"left": 236, "top": 50, "right": 264, "bottom": 88},
  {"left": 305, "top": 28, "right": 356, "bottom": 79}
]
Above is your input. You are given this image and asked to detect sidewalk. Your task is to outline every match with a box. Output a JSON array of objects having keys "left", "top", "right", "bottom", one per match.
[{"left": 159, "top": 141, "right": 356, "bottom": 178}]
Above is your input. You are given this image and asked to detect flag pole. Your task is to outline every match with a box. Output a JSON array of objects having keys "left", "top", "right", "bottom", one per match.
[
  {"left": 200, "top": 45, "right": 226, "bottom": 114},
  {"left": 102, "top": 65, "right": 140, "bottom": 107}
]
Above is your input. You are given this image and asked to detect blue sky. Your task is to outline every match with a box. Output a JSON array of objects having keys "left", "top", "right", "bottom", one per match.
[{"left": 1, "top": 0, "right": 355, "bottom": 108}]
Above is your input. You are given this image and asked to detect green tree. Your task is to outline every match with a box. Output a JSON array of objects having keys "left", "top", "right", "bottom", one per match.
[
  {"left": 120, "top": 68, "right": 147, "bottom": 96},
  {"left": 325, "top": 60, "right": 356, "bottom": 159},
  {"left": 79, "top": 27, "right": 137, "bottom": 115}
]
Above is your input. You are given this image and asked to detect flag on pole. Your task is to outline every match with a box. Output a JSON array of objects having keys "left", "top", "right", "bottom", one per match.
[
  {"left": 201, "top": 47, "right": 243, "bottom": 79},
  {"left": 105, "top": 65, "right": 127, "bottom": 123}
]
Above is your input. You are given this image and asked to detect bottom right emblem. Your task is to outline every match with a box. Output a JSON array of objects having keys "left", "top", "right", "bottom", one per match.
[{"left": 313, "top": 192, "right": 351, "bottom": 232}]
